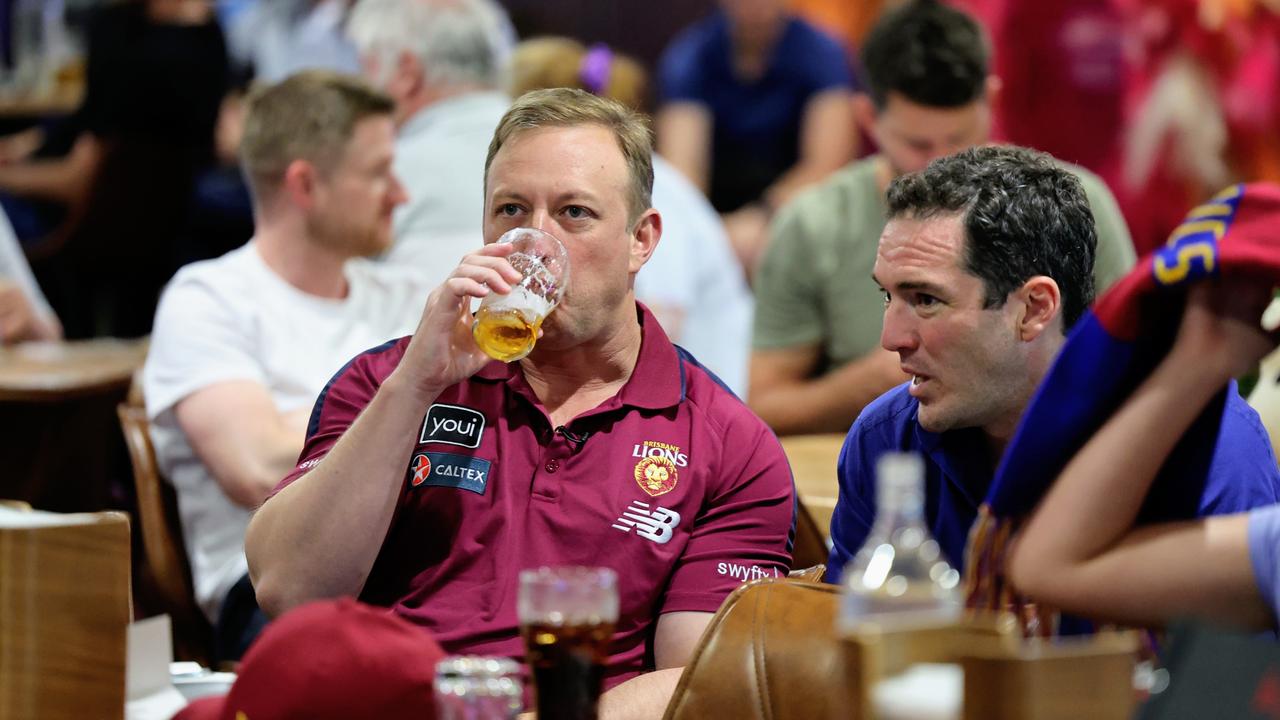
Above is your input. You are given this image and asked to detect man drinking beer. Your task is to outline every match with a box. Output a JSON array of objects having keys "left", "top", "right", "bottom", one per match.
[{"left": 244, "top": 88, "right": 796, "bottom": 718}]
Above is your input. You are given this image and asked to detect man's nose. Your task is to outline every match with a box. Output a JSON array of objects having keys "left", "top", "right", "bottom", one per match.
[
  {"left": 880, "top": 302, "right": 918, "bottom": 354},
  {"left": 528, "top": 210, "right": 553, "bottom": 232},
  {"left": 389, "top": 175, "right": 409, "bottom": 207}
]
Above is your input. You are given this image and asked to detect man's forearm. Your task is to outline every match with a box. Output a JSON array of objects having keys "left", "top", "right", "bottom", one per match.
[
  {"left": 245, "top": 370, "right": 441, "bottom": 616},
  {"left": 599, "top": 667, "right": 683, "bottom": 720},
  {"left": 0, "top": 136, "right": 97, "bottom": 204},
  {"left": 751, "top": 351, "right": 906, "bottom": 435}
]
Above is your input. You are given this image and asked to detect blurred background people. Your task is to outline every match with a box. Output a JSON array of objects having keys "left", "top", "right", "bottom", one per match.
[
  {"left": 1119, "top": 0, "right": 1280, "bottom": 256},
  {"left": 0, "top": 0, "right": 225, "bottom": 241},
  {"left": 748, "top": 0, "right": 1136, "bottom": 436},
  {"left": 0, "top": 0, "right": 229, "bottom": 338},
  {"left": 656, "top": 0, "right": 857, "bottom": 276},
  {"left": 347, "top": 0, "right": 514, "bottom": 281},
  {"left": 508, "top": 36, "right": 752, "bottom": 395},
  {"left": 225, "top": 0, "right": 361, "bottom": 84}
]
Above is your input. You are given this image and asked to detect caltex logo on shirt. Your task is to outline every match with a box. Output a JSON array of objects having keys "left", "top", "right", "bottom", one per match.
[{"left": 410, "top": 454, "right": 432, "bottom": 487}]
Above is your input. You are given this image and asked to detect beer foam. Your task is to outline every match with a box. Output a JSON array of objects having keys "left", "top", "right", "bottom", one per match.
[{"left": 487, "top": 284, "right": 554, "bottom": 319}]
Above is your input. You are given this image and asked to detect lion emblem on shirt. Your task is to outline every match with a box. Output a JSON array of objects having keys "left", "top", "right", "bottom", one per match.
[{"left": 634, "top": 455, "right": 678, "bottom": 497}]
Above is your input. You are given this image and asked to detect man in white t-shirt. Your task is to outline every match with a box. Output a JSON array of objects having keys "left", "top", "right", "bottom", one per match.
[
  {"left": 347, "top": 0, "right": 514, "bottom": 280},
  {"left": 143, "top": 71, "right": 431, "bottom": 662}
]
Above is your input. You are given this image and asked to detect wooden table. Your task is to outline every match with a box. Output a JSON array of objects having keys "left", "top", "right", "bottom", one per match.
[
  {"left": 0, "top": 338, "right": 147, "bottom": 401},
  {"left": 0, "top": 78, "right": 84, "bottom": 119},
  {"left": 0, "top": 338, "right": 148, "bottom": 511},
  {"left": 780, "top": 433, "right": 844, "bottom": 541}
]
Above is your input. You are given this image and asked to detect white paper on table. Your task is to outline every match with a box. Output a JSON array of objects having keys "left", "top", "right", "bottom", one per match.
[
  {"left": 126, "top": 615, "right": 188, "bottom": 720},
  {"left": 873, "top": 663, "right": 963, "bottom": 720}
]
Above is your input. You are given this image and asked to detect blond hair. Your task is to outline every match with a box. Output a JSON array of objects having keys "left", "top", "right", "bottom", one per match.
[
  {"left": 240, "top": 71, "right": 395, "bottom": 205},
  {"left": 485, "top": 87, "right": 654, "bottom": 221},
  {"left": 507, "top": 37, "right": 648, "bottom": 111}
]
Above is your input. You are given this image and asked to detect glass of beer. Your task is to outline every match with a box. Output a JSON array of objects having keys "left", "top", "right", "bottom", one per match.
[
  {"left": 518, "top": 566, "right": 618, "bottom": 720},
  {"left": 472, "top": 227, "right": 570, "bottom": 362}
]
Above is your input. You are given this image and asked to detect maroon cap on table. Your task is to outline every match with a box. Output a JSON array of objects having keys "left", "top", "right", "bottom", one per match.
[{"left": 173, "top": 598, "right": 444, "bottom": 720}]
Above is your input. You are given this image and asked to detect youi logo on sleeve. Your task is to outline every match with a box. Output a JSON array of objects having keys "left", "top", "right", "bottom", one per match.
[{"left": 419, "top": 404, "right": 486, "bottom": 448}]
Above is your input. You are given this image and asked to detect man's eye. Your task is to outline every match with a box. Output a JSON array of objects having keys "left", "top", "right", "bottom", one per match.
[
  {"left": 916, "top": 294, "right": 939, "bottom": 307},
  {"left": 499, "top": 204, "right": 521, "bottom": 216},
  {"left": 564, "top": 206, "right": 590, "bottom": 220},
  {"left": 881, "top": 290, "right": 891, "bottom": 306}
]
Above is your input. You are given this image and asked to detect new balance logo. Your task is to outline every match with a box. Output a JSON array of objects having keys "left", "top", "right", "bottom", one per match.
[{"left": 612, "top": 500, "right": 681, "bottom": 545}]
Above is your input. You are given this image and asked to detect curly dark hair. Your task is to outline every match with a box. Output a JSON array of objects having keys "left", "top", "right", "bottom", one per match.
[
  {"left": 885, "top": 145, "right": 1098, "bottom": 331},
  {"left": 861, "top": 0, "right": 988, "bottom": 109}
]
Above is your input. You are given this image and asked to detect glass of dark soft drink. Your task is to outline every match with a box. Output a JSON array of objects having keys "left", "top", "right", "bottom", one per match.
[{"left": 518, "top": 566, "right": 618, "bottom": 720}]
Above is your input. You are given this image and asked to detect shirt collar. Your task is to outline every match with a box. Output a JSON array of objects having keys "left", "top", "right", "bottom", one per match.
[
  {"left": 913, "top": 411, "right": 994, "bottom": 509},
  {"left": 473, "top": 302, "right": 684, "bottom": 411}
]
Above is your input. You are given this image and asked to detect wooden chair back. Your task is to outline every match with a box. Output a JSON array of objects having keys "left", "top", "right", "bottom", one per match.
[
  {"left": 0, "top": 507, "right": 131, "bottom": 720},
  {"left": 117, "top": 401, "right": 212, "bottom": 665}
]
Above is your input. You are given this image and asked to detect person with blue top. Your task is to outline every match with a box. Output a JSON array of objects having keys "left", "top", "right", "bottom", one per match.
[
  {"left": 1010, "top": 278, "right": 1280, "bottom": 631},
  {"left": 825, "top": 145, "right": 1280, "bottom": 584},
  {"left": 655, "top": 0, "right": 856, "bottom": 275}
]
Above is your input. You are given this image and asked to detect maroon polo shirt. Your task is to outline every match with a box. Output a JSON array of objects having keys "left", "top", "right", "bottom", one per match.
[{"left": 271, "top": 304, "right": 795, "bottom": 688}]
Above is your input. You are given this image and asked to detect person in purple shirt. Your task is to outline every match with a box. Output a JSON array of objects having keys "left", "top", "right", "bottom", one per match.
[
  {"left": 826, "top": 146, "right": 1280, "bottom": 584},
  {"left": 244, "top": 88, "right": 795, "bottom": 717},
  {"left": 1010, "top": 279, "right": 1280, "bottom": 632}
]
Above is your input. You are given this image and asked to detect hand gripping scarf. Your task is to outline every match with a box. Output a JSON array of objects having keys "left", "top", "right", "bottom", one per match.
[{"left": 964, "top": 183, "right": 1280, "bottom": 635}]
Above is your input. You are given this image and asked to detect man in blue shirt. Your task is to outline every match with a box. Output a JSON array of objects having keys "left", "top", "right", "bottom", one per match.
[
  {"left": 826, "top": 146, "right": 1280, "bottom": 583},
  {"left": 656, "top": 0, "right": 856, "bottom": 274}
]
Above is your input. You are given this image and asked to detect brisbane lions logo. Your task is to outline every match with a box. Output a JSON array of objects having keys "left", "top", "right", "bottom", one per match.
[{"left": 634, "top": 456, "right": 678, "bottom": 497}]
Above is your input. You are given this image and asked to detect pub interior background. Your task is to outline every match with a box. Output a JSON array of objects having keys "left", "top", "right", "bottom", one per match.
[{"left": 3, "top": 0, "right": 1280, "bottom": 717}]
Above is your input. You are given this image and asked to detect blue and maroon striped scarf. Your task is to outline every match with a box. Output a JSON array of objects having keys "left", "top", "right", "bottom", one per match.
[{"left": 965, "top": 183, "right": 1280, "bottom": 633}]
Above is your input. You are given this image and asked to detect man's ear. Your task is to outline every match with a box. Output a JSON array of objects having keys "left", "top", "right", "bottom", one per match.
[
  {"left": 852, "top": 92, "right": 879, "bottom": 136},
  {"left": 281, "top": 159, "right": 318, "bottom": 210},
  {"left": 628, "top": 208, "right": 662, "bottom": 274},
  {"left": 1015, "top": 276, "right": 1062, "bottom": 341},
  {"left": 983, "top": 74, "right": 1003, "bottom": 107},
  {"left": 391, "top": 49, "right": 424, "bottom": 99}
]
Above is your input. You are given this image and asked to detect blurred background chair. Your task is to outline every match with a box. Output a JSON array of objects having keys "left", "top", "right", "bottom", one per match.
[
  {"left": 118, "top": 391, "right": 213, "bottom": 666},
  {"left": 665, "top": 577, "right": 1140, "bottom": 720}
]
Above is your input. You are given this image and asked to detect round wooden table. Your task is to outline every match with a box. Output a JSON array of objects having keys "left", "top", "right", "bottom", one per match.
[
  {"left": 0, "top": 339, "right": 147, "bottom": 402},
  {"left": 0, "top": 338, "right": 148, "bottom": 511}
]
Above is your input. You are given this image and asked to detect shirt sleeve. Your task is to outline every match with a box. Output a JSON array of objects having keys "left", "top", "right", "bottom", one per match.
[
  {"left": 797, "top": 23, "right": 854, "bottom": 94},
  {"left": 267, "top": 344, "right": 393, "bottom": 497},
  {"left": 1078, "top": 169, "right": 1137, "bottom": 295},
  {"left": 1199, "top": 388, "right": 1280, "bottom": 515},
  {"left": 752, "top": 197, "right": 826, "bottom": 350},
  {"left": 824, "top": 418, "right": 879, "bottom": 583},
  {"left": 142, "top": 273, "right": 266, "bottom": 422},
  {"left": 658, "top": 413, "right": 796, "bottom": 614},
  {"left": 1249, "top": 504, "right": 1280, "bottom": 625}
]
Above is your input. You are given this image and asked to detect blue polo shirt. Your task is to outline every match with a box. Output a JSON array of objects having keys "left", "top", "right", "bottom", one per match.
[
  {"left": 658, "top": 12, "right": 853, "bottom": 213},
  {"left": 826, "top": 382, "right": 1280, "bottom": 584}
]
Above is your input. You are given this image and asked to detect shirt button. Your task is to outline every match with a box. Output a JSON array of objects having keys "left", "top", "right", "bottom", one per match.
[{"left": 545, "top": 459, "right": 560, "bottom": 473}]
